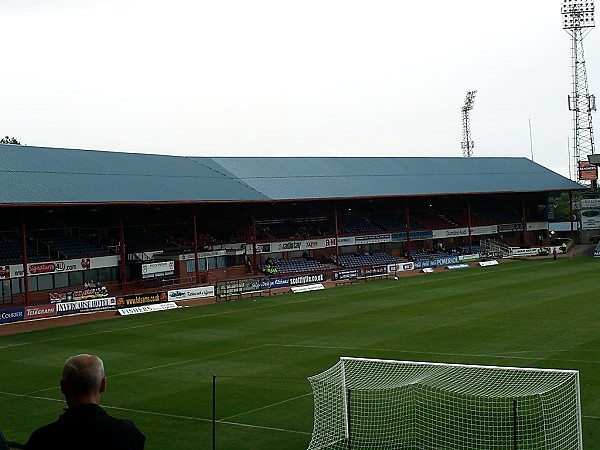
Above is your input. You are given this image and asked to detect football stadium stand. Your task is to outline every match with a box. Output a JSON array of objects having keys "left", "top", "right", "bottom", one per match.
[{"left": 0, "top": 143, "right": 587, "bottom": 309}]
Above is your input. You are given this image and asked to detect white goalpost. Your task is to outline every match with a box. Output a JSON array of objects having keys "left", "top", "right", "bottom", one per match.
[{"left": 307, "top": 357, "right": 582, "bottom": 450}]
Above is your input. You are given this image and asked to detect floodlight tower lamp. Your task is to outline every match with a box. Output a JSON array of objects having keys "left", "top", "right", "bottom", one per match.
[
  {"left": 463, "top": 90, "right": 477, "bottom": 112},
  {"left": 562, "top": 0, "right": 595, "bottom": 30},
  {"left": 461, "top": 90, "right": 477, "bottom": 157}
]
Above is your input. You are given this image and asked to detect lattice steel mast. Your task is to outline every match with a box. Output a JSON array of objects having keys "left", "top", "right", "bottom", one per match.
[
  {"left": 461, "top": 90, "right": 477, "bottom": 157},
  {"left": 562, "top": 0, "right": 597, "bottom": 184}
]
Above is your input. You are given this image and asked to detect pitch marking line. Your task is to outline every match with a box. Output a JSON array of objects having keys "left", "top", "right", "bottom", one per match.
[
  {"left": 0, "top": 391, "right": 64, "bottom": 404},
  {"left": 275, "top": 343, "right": 600, "bottom": 365},
  {"left": 215, "top": 419, "right": 310, "bottom": 436},
  {"left": 222, "top": 392, "right": 313, "bottom": 421},
  {"left": 111, "top": 344, "right": 271, "bottom": 378},
  {"left": 25, "top": 344, "right": 271, "bottom": 395},
  {"left": 2, "top": 389, "right": 599, "bottom": 427},
  {"left": 0, "top": 390, "right": 311, "bottom": 435}
]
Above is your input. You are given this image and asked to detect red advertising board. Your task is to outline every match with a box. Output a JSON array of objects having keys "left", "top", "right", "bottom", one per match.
[
  {"left": 579, "top": 161, "right": 598, "bottom": 181},
  {"left": 25, "top": 304, "right": 57, "bottom": 320}
]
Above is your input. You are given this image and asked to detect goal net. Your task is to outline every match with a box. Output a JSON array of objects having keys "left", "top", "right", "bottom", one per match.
[{"left": 307, "top": 357, "right": 582, "bottom": 450}]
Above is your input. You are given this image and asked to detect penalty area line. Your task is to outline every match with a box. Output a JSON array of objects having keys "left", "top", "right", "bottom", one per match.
[
  {"left": 216, "top": 419, "right": 311, "bottom": 436},
  {"left": 107, "top": 403, "right": 312, "bottom": 436},
  {"left": 222, "top": 392, "right": 313, "bottom": 421}
]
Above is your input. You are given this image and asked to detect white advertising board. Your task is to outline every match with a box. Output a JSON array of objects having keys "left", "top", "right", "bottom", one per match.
[
  {"left": 471, "top": 225, "right": 498, "bottom": 236},
  {"left": 179, "top": 249, "right": 227, "bottom": 260},
  {"left": 290, "top": 284, "right": 325, "bottom": 293},
  {"left": 581, "top": 210, "right": 600, "bottom": 230},
  {"left": 579, "top": 199, "right": 600, "bottom": 209},
  {"left": 118, "top": 302, "right": 178, "bottom": 316},
  {"left": 167, "top": 285, "right": 215, "bottom": 301},
  {"left": 527, "top": 222, "right": 549, "bottom": 231},
  {"left": 247, "top": 238, "right": 338, "bottom": 254},
  {"left": 142, "top": 261, "right": 175, "bottom": 275},
  {"left": 387, "top": 262, "right": 415, "bottom": 273},
  {"left": 511, "top": 248, "right": 540, "bottom": 257},
  {"left": 432, "top": 228, "right": 469, "bottom": 239},
  {"left": 479, "top": 260, "right": 499, "bottom": 267}
]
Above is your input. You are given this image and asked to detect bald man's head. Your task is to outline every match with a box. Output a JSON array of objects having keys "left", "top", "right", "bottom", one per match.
[{"left": 60, "top": 354, "right": 105, "bottom": 399}]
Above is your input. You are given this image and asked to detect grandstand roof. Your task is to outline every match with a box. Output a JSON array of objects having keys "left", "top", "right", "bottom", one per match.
[{"left": 0, "top": 144, "right": 584, "bottom": 205}]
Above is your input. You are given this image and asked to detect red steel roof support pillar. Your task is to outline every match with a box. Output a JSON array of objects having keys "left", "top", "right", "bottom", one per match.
[
  {"left": 521, "top": 198, "right": 529, "bottom": 247},
  {"left": 467, "top": 199, "right": 473, "bottom": 254},
  {"left": 334, "top": 208, "right": 340, "bottom": 268},
  {"left": 251, "top": 212, "right": 258, "bottom": 273},
  {"left": 21, "top": 218, "right": 30, "bottom": 307},
  {"left": 405, "top": 205, "right": 412, "bottom": 260},
  {"left": 119, "top": 214, "right": 127, "bottom": 293},
  {"left": 193, "top": 214, "right": 200, "bottom": 284}
]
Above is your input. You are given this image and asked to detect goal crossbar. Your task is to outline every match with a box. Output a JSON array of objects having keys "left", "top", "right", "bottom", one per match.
[{"left": 340, "top": 356, "right": 580, "bottom": 375}]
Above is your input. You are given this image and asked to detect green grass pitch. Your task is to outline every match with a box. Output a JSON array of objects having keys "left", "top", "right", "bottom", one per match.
[{"left": 1, "top": 257, "right": 599, "bottom": 449}]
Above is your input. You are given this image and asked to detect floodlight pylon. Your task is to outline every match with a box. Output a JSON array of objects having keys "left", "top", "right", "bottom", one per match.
[
  {"left": 562, "top": 0, "right": 597, "bottom": 186},
  {"left": 461, "top": 90, "right": 477, "bottom": 157}
]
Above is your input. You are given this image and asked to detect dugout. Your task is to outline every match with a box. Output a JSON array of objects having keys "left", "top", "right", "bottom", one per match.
[{"left": 0, "top": 144, "right": 585, "bottom": 310}]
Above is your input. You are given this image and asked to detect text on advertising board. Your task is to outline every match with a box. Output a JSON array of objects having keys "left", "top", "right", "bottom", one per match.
[
  {"left": 0, "top": 308, "right": 25, "bottom": 324},
  {"left": 116, "top": 292, "right": 168, "bottom": 308},
  {"left": 56, "top": 297, "right": 117, "bottom": 315},
  {"left": 167, "top": 286, "right": 215, "bottom": 301},
  {"left": 25, "top": 304, "right": 57, "bottom": 319}
]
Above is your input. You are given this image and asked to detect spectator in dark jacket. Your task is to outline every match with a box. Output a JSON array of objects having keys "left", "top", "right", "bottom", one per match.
[
  {"left": 0, "top": 429, "right": 9, "bottom": 450},
  {"left": 25, "top": 354, "right": 145, "bottom": 450}
]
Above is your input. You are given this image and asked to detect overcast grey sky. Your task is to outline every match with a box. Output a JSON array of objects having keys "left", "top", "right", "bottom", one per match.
[{"left": 1, "top": 0, "right": 598, "bottom": 178}]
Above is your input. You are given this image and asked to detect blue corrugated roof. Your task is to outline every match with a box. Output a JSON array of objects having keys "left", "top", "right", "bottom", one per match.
[
  {"left": 0, "top": 144, "right": 583, "bottom": 205},
  {"left": 209, "top": 156, "right": 584, "bottom": 200},
  {"left": 0, "top": 145, "right": 267, "bottom": 204}
]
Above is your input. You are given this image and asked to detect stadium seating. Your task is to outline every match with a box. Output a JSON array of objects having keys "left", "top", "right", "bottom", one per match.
[
  {"left": 339, "top": 217, "right": 383, "bottom": 234},
  {"left": 260, "top": 258, "right": 329, "bottom": 274},
  {"left": 258, "top": 218, "right": 335, "bottom": 240},
  {"left": 460, "top": 245, "right": 486, "bottom": 254},
  {"left": 411, "top": 249, "right": 459, "bottom": 261},
  {"left": 120, "top": 230, "right": 178, "bottom": 252},
  {"left": 259, "top": 222, "right": 297, "bottom": 239},
  {"left": 445, "top": 211, "right": 492, "bottom": 227},
  {"left": 410, "top": 213, "right": 457, "bottom": 230},
  {"left": 338, "top": 252, "right": 403, "bottom": 267},
  {"left": 301, "top": 219, "right": 335, "bottom": 237},
  {"left": 40, "top": 236, "right": 110, "bottom": 258},
  {"left": 477, "top": 209, "right": 522, "bottom": 224},
  {"left": 368, "top": 213, "right": 407, "bottom": 231},
  {"left": 0, "top": 239, "right": 45, "bottom": 264},
  {"left": 368, "top": 213, "right": 423, "bottom": 231}
]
